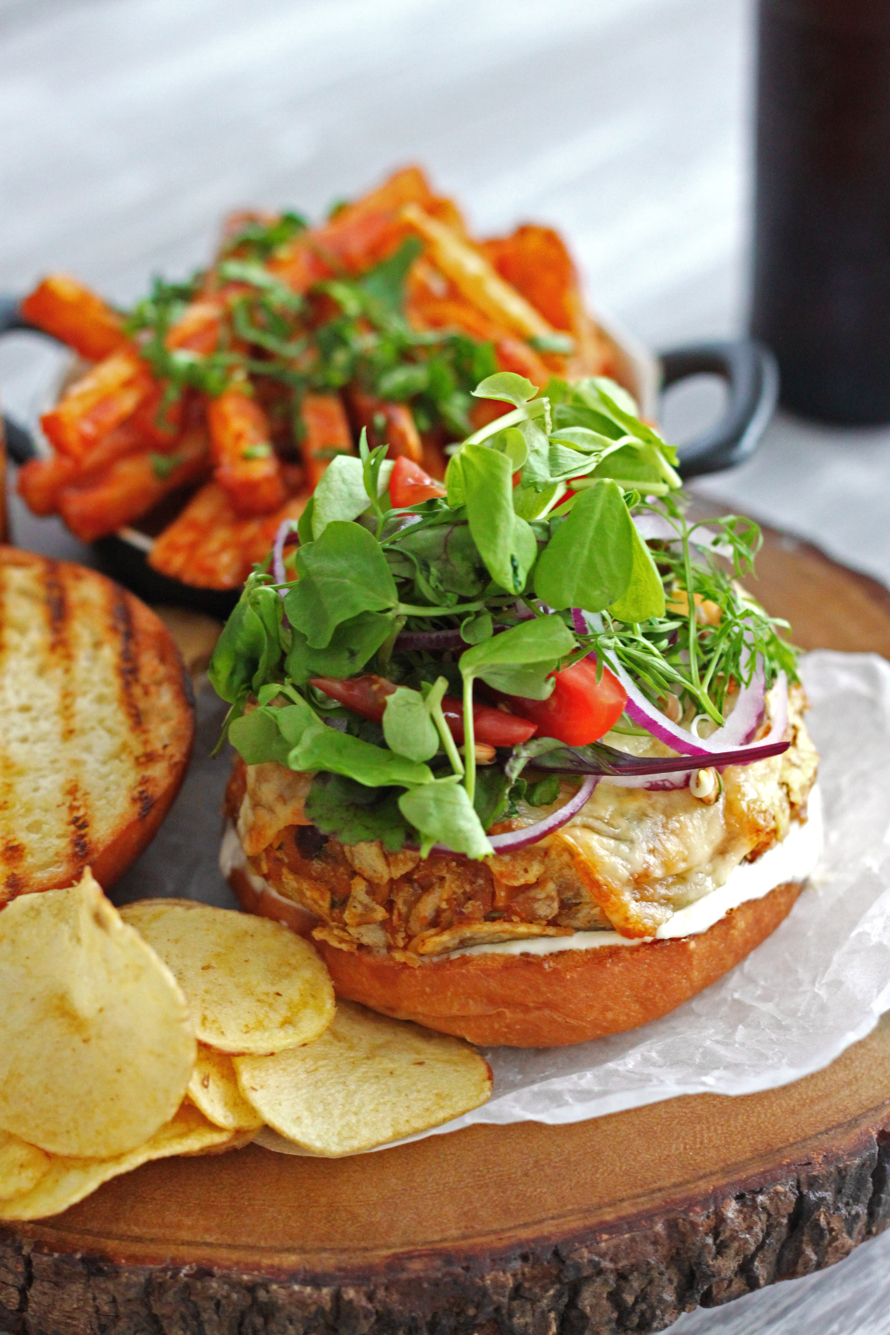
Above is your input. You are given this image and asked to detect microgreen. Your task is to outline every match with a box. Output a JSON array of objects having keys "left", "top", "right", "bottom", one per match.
[{"left": 210, "top": 374, "right": 799, "bottom": 859}]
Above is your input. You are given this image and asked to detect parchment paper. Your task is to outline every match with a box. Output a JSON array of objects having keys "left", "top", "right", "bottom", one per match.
[{"left": 113, "top": 650, "right": 890, "bottom": 1144}]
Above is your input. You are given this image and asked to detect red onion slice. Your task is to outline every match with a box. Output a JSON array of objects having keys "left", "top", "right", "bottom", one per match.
[
  {"left": 572, "top": 608, "right": 783, "bottom": 759},
  {"left": 486, "top": 774, "right": 598, "bottom": 852},
  {"left": 272, "top": 518, "right": 299, "bottom": 586}
]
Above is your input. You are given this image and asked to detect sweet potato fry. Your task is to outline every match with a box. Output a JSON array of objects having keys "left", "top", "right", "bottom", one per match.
[
  {"left": 58, "top": 425, "right": 210, "bottom": 542},
  {"left": 482, "top": 225, "right": 608, "bottom": 378},
  {"left": 40, "top": 350, "right": 154, "bottom": 460},
  {"left": 270, "top": 166, "right": 434, "bottom": 290},
  {"left": 21, "top": 275, "right": 128, "bottom": 361},
  {"left": 16, "top": 456, "right": 77, "bottom": 516},
  {"left": 165, "top": 300, "right": 224, "bottom": 355},
  {"left": 206, "top": 382, "right": 287, "bottom": 517},
  {"left": 481, "top": 226, "right": 579, "bottom": 333},
  {"left": 16, "top": 420, "right": 149, "bottom": 516},
  {"left": 148, "top": 483, "right": 308, "bottom": 589},
  {"left": 348, "top": 390, "right": 423, "bottom": 463},
  {"left": 400, "top": 204, "right": 555, "bottom": 342},
  {"left": 405, "top": 274, "right": 551, "bottom": 388},
  {"left": 300, "top": 392, "right": 355, "bottom": 491},
  {"left": 146, "top": 481, "right": 231, "bottom": 582}
]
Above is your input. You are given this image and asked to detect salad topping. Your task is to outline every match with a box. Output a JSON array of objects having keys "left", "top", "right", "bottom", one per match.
[{"left": 209, "top": 370, "right": 797, "bottom": 861}]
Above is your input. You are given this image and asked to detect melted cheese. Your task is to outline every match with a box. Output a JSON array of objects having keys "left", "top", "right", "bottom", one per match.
[{"left": 451, "top": 785, "right": 823, "bottom": 959}]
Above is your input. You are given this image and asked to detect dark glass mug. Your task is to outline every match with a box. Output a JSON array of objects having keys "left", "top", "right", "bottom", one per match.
[{"left": 751, "top": 0, "right": 890, "bottom": 424}]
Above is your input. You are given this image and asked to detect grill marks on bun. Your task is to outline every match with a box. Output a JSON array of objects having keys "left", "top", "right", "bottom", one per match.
[{"left": 0, "top": 548, "right": 194, "bottom": 900}]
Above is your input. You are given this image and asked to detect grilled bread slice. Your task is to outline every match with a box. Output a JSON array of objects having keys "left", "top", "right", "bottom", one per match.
[{"left": 0, "top": 547, "right": 194, "bottom": 901}]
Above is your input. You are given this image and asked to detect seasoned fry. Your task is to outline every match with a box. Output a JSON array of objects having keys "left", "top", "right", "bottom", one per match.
[
  {"left": 207, "top": 381, "right": 287, "bottom": 516},
  {"left": 16, "top": 456, "right": 77, "bottom": 516},
  {"left": 166, "top": 300, "right": 224, "bottom": 355},
  {"left": 300, "top": 392, "right": 355, "bottom": 491},
  {"left": 348, "top": 389, "right": 423, "bottom": 462},
  {"left": 270, "top": 165, "right": 434, "bottom": 289},
  {"left": 21, "top": 274, "right": 128, "bottom": 362},
  {"left": 401, "top": 203, "right": 556, "bottom": 342},
  {"left": 405, "top": 266, "right": 552, "bottom": 387},
  {"left": 147, "top": 482, "right": 308, "bottom": 588},
  {"left": 40, "top": 349, "right": 154, "bottom": 459},
  {"left": 482, "top": 225, "right": 609, "bottom": 378},
  {"left": 20, "top": 167, "right": 622, "bottom": 592},
  {"left": 147, "top": 481, "right": 233, "bottom": 582},
  {"left": 58, "top": 424, "right": 210, "bottom": 542}
]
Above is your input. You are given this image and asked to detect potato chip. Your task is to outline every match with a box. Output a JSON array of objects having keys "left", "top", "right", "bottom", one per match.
[
  {"left": 0, "top": 1132, "right": 51, "bottom": 1200},
  {"left": 0, "top": 1104, "right": 239, "bottom": 1221},
  {"left": 120, "top": 899, "right": 334, "bottom": 1053},
  {"left": 0, "top": 873, "right": 196, "bottom": 1158},
  {"left": 234, "top": 1001, "right": 492, "bottom": 1156},
  {"left": 187, "top": 1044, "right": 263, "bottom": 1131}
]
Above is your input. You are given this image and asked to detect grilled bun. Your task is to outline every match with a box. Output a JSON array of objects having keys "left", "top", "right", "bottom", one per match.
[
  {"left": 0, "top": 547, "right": 194, "bottom": 901},
  {"left": 313, "top": 882, "right": 803, "bottom": 1047},
  {"left": 228, "top": 859, "right": 802, "bottom": 1047}
]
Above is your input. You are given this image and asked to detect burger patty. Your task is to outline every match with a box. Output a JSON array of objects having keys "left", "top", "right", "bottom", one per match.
[{"left": 227, "top": 685, "right": 818, "bottom": 958}]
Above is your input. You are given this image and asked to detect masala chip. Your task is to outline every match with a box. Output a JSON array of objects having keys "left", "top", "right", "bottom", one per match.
[
  {"left": 0, "top": 873, "right": 196, "bottom": 1158},
  {"left": 188, "top": 1044, "right": 263, "bottom": 1131},
  {"left": 0, "top": 1104, "right": 239, "bottom": 1222},
  {"left": 0, "top": 1132, "right": 51, "bottom": 1201},
  {"left": 121, "top": 899, "right": 334, "bottom": 1054},
  {"left": 233, "top": 1001, "right": 492, "bottom": 1156}
]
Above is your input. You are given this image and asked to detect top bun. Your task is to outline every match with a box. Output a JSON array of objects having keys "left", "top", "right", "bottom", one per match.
[{"left": 0, "top": 547, "right": 194, "bottom": 901}]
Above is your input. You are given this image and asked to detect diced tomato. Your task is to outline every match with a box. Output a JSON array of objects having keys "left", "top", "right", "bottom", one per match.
[
  {"left": 504, "top": 658, "right": 627, "bottom": 746},
  {"left": 310, "top": 674, "right": 536, "bottom": 748},
  {"left": 388, "top": 455, "right": 446, "bottom": 508}
]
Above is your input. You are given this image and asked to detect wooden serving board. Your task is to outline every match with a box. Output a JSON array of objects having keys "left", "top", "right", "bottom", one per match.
[{"left": 3, "top": 525, "right": 890, "bottom": 1335}]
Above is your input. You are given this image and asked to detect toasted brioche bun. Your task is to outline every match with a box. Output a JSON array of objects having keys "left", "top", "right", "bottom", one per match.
[
  {"left": 0, "top": 547, "right": 194, "bottom": 901},
  {"left": 228, "top": 854, "right": 802, "bottom": 1046}
]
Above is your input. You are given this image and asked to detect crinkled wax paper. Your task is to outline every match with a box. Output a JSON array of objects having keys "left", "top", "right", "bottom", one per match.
[{"left": 112, "top": 651, "right": 890, "bottom": 1147}]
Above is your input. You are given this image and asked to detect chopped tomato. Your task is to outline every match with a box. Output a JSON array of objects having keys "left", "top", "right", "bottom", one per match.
[
  {"left": 310, "top": 674, "right": 537, "bottom": 747},
  {"left": 388, "top": 455, "right": 446, "bottom": 508},
  {"left": 504, "top": 658, "right": 627, "bottom": 746}
]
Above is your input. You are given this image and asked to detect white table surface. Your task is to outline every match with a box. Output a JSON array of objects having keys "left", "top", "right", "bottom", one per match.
[{"left": 3, "top": 0, "right": 890, "bottom": 1329}]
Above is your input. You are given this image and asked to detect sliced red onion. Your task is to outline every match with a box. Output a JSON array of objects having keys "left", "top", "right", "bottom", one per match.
[
  {"left": 272, "top": 518, "right": 299, "bottom": 586},
  {"left": 571, "top": 608, "right": 783, "bottom": 759},
  {"left": 395, "top": 627, "right": 467, "bottom": 652},
  {"left": 486, "top": 775, "right": 598, "bottom": 852}
]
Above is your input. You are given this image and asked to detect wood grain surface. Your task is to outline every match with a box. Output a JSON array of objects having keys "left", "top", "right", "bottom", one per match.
[{"left": 0, "top": 532, "right": 889, "bottom": 1335}]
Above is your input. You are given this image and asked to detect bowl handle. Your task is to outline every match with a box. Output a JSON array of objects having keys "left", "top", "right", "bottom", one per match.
[
  {"left": 0, "top": 292, "right": 58, "bottom": 464},
  {"left": 658, "top": 338, "right": 779, "bottom": 479}
]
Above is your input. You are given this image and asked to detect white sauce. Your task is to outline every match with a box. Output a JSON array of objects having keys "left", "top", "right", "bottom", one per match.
[
  {"left": 220, "top": 785, "right": 824, "bottom": 960},
  {"left": 220, "top": 820, "right": 271, "bottom": 896}
]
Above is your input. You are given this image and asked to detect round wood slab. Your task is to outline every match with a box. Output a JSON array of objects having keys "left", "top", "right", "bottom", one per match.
[{"left": 3, "top": 523, "right": 890, "bottom": 1335}]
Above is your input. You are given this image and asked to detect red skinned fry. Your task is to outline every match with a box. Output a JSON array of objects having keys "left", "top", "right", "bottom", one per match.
[
  {"left": 40, "top": 350, "right": 154, "bottom": 459},
  {"left": 206, "top": 382, "right": 287, "bottom": 516},
  {"left": 57, "top": 425, "right": 210, "bottom": 542},
  {"left": 300, "top": 393, "right": 355, "bottom": 492},
  {"left": 21, "top": 275, "right": 128, "bottom": 361},
  {"left": 310, "top": 674, "right": 538, "bottom": 748}
]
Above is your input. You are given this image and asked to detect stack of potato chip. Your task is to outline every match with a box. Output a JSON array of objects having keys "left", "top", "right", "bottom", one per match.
[{"left": 0, "top": 875, "right": 492, "bottom": 1221}]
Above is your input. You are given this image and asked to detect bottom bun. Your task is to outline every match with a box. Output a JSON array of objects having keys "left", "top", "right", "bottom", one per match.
[{"left": 310, "top": 881, "right": 804, "bottom": 1047}]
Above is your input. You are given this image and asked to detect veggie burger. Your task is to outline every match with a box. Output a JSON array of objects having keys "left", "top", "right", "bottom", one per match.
[{"left": 211, "top": 371, "right": 820, "bottom": 1047}]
